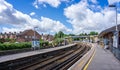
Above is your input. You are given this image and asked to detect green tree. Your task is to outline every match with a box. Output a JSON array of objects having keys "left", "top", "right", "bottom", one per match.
[
  {"left": 89, "top": 31, "right": 98, "bottom": 35},
  {"left": 84, "top": 33, "right": 88, "bottom": 36},
  {"left": 69, "top": 34, "right": 75, "bottom": 36},
  {"left": 58, "top": 31, "right": 64, "bottom": 38},
  {"left": 0, "top": 38, "right": 5, "bottom": 43},
  {"left": 54, "top": 33, "right": 58, "bottom": 38},
  {"left": 79, "top": 33, "right": 87, "bottom": 36},
  {"left": 54, "top": 31, "right": 64, "bottom": 38},
  {"left": 40, "top": 38, "right": 44, "bottom": 42}
]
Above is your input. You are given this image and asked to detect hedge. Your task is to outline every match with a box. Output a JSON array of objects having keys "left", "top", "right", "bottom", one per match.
[
  {"left": 0, "top": 42, "right": 31, "bottom": 50},
  {"left": 39, "top": 41, "right": 49, "bottom": 48}
]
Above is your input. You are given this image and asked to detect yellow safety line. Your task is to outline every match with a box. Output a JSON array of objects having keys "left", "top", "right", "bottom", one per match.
[{"left": 83, "top": 49, "right": 96, "bottom": 70}]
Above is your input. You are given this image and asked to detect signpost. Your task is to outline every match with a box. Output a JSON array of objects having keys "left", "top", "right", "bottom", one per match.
[
  {"left": 32, "top": 27, "right": 40, "bottom": 50},
  {"left": 32, "top": 39, "right": 40, "bottom": 49}
]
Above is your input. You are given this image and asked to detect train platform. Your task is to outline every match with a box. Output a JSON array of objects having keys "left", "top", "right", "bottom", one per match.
[
  {"left": 0, "top": 43, "right": 76, "bottom": 63},
  {"left": 69, "top": 43, "right": 120, "bottom": 70},
  {"left": 87, "top": 44, "right": 120, "bottom": 70}
]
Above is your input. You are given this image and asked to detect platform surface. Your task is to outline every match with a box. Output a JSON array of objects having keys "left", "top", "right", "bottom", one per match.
[
  {"left": 0, "top": 44, "right": 76, "bottom": 63},
  {"left": 87, "top": 44, "right": 120, "bottom": 70}
]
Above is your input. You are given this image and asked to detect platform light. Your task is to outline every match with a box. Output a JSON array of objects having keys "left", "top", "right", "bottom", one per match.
[{"left": 109, "top": 5, "right": 118, "bottom": 48}]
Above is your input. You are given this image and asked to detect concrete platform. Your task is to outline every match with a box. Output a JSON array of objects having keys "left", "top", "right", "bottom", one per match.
[
  {"left": 0, "top": 43, "right": 76, "bottom": 63},
  {"left": 68, "top": 43, "right": 95, "bottom": 70},
  {"left": 87, "top": 44, "right": 120, "bottom": 70},
  {"left": 68, "top": 43, "right": 120, "bottom": 70}
]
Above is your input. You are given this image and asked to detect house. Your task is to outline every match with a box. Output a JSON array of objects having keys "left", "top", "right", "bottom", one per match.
[
  {"left": 0, "top": 29, "right": 41, "bottom": 42},
  {"left": 16, "top": 29, "right": 41, "bottom": 42},
  {"left": 90, "top": 35, "right": 99, "bottom": 43},
  {"left": 41, "top": 34, "right": 54, "bottom": 42},
  {"left": 0, "top": 32, "right": 17, "bottom": 39}
]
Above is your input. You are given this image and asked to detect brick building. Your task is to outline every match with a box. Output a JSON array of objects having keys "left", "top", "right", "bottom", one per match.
[
  {"left": 0, "top": 29, "right": 41, "bottom": 42},
  {"left": 16, "top": 29, "right": 41, "bottom": 42},
  {"left": 41, "top": 34, "right": 54, "bottom": 42},
  {"left": 0, "top": 32, "right": 17, "bottom": 39}
]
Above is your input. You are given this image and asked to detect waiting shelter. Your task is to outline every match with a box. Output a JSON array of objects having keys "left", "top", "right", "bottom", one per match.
[{"left": 99, "top": 24, "right": 120, "bottom": 60}]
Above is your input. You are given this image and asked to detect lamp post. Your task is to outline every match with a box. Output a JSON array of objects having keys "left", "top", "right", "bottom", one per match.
[{"left": 109, "top": 5, "right": 118, "bottom": 48}]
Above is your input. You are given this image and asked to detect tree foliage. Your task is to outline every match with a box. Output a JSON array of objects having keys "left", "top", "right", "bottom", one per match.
[
  {"left": 52, "top": 38, "right": 64, "bottom": 47},
  {"left": 54, "top": 31, "right": 65, "bottom": 38},
  {"left": 79, "top": 33, "right": 88, "bottom": 36},
  {"left": 69, "top": 34, "right": 75, "bottom": 36},
  {"left": 89, "top": 31, "right": 98, "bottom": 35},
  {"left": 79, "top": 31, "right": 98, "bottom": 36}
]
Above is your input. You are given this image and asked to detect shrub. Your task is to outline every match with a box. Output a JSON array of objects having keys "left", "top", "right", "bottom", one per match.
[
  {"left": 39, "top": 41, "right": 49, "bottom": 48},
  {"left": 52, "top": 38, "right": 64, "bottom": 47},
  {"left": 0, "top": 42, "right": 31, "bottom": 51}
]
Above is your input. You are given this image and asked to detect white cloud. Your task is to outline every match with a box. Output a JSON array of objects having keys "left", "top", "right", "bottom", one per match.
[
  {"left": 0, "top": 0, "right": 70, "bottom": 33},
  {"left": 0, "top": 0, "right": 31, "bottom": 25},
  {"left": 1, "top": 0, "right": 120, "bottom": 35},
  {"left": 64, "top": 0, "right": 120, "bottom": 34},
  {"left": 33, "top": 0, "right": 70, "bottom": 8},
  {"left": 30, "top": 12, "right": 35, "bottom": 16},
  {"left": 108, "top": 0, "right": 120, "bottom": 4},
  {"left": 90, "top": 0, "right": 98, "bottom": 4},
  {"left": 35, "top": 5, "right": 39, "bottom": 9},
  {"left": 33, "top": 16, "right": 71, "bottom": 33},
  {"left": 2, "top": 16, "right": 71, "bottom": 33},
  {"left": 2, "top": 27, "right": 22, "bottom": 33}
]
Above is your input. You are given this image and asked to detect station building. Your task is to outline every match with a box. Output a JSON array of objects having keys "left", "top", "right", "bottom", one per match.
[{"left": 99, "top": 24, "right": 120, "bottom": 60}]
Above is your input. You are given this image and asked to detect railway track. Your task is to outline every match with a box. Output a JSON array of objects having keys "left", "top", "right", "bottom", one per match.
[
  {"left": 50, "top": 46, "right": 89, "bottom": 70},
  {"left": 16, "top": 44, "right": 90, "bottom": 70}
]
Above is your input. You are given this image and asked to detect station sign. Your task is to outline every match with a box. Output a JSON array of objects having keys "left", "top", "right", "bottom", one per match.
[{"left": 32, "top": 39, "right": 40, "bottom": 48}]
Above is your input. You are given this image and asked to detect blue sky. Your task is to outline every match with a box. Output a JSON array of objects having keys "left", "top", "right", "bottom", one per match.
[
  {"left": 5, "top": 0, "right": 79, "bottom": 29},
  {"left": 0, "top": 0, "right": 120, "bottom": 34}
]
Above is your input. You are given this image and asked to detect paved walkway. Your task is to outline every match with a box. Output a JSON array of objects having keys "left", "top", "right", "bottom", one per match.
[{"left": 87, "top": 44, "right": 120, "bottom": 70}]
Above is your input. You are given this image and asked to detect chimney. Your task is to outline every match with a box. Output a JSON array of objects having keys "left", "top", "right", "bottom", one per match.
[
  {"left": 9, "top": 32, "right": 11, "bottom": 34},
  {"left": 20, "top": 31, "right": 22, "bottom": 34},
  {"left": 14, "top": 32, "right": 16, "bottom": 34}
]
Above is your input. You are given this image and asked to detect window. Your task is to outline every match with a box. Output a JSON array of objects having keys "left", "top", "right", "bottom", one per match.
[
  {"left": 25, "top": 36, "right": 27, "bottom": 38},
  {"left": 32, "top": 36, "right": 35, "bottom": 39},
  {"left": 29, "top": 36, "right": 31, "bottom": 38}
]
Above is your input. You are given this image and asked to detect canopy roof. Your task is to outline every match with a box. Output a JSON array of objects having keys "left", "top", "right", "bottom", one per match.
[{"left": 99, "top": 24, "right": 120, "bottom": 37}]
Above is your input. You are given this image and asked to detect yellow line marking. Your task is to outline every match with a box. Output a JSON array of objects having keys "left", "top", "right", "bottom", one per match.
[{"left": 83, "top": 49, "right": 96, "bottom": 70}]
